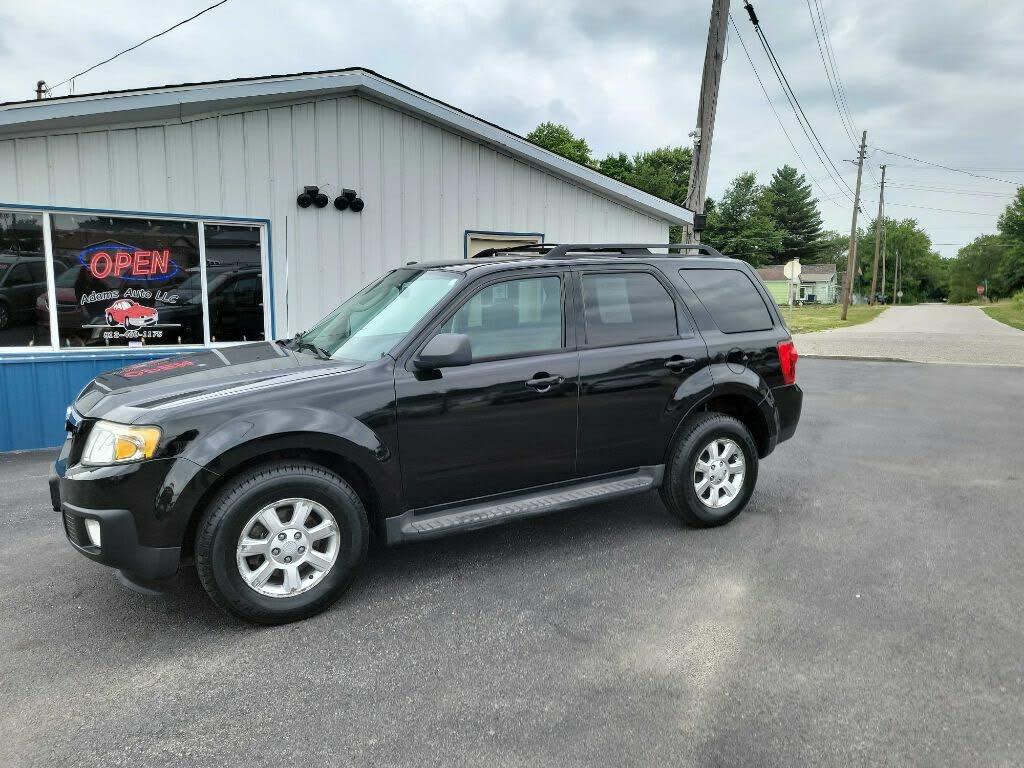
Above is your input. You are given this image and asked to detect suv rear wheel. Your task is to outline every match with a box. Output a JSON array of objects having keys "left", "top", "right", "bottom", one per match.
[
  {"left": 195, "top": 461, "right": 368, "bottom": 624},
  {"left": 661, "top": 412, "right": 759, "bottom": 528}
]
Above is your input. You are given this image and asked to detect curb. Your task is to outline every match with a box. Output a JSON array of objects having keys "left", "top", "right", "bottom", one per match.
[{"left": 801, "top": 354, "right": 1024, "bottom": 367}]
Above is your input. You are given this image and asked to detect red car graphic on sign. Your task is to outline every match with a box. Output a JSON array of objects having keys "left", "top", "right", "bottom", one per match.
[{"left": 105, "top": 299, "right": 158, "bottom": 328}]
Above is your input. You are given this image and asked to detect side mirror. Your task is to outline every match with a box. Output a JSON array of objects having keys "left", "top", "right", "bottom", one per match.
[{"left": 413, "top": 333, "right": 472, "bottom": 370}]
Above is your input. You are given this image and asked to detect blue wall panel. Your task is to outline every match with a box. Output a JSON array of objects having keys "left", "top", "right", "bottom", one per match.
[{"left": 0, "top": 351, "right": 188, "bottom": 452}]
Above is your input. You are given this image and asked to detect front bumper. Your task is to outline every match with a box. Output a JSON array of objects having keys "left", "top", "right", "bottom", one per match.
[
  {"left": 59, "top": 501, "right": 181, "bottom": 580},
  {"left": 51, "top": 436, "right": 218, "bottom": 580}
]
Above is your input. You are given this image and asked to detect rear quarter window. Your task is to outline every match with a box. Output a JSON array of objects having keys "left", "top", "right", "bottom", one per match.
[{"left": 681, "top": 268, "right": 774, "bottom": 333}]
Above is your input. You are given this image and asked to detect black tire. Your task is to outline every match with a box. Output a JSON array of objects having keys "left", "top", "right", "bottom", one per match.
[
  {"left": 0, "top": 301, "right": 10, "bottom": 330},
  {"left": 195, "top": 461, "right": 368, "bottom": 624},
  {"left": 105, "top": 313, "right": 116, "bottom": 326},
  {"left": 660, "top": 412, "right": 759, "bottom": 528}
]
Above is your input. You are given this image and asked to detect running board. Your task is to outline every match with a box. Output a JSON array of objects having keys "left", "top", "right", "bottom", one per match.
[{"left": 386, "top": 466, "right": 663, "bottom": 543}]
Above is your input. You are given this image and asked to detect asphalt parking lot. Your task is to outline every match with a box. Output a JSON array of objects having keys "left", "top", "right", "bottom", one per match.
[{"left": 1, "top": 359, "right": 1022, "bottom": 767}]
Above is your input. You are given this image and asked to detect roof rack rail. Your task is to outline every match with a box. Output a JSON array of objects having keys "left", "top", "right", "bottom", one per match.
[{"left": 469, "top": 242, "right": 726, "bottom": 260}]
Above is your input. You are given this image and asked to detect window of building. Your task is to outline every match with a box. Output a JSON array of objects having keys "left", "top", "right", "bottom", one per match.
[
  {"left": 0, "top": 211, "right": 47, "bottom": 348},
  {"left": 581, "top": 272, "right": 677, "bottom": 346},
  {"left": 680, "top": 268, "right": 774, "bottom": 334},
  {"left": 0, "top": 207, "right": 269, "bottom": 352},
  {"left": 438, "top": 275, "right": 563, "bottom": 359},
  {"left": 203, "top": 223, "right": 266, "bottom": 342},
  {"left": 49, "top": 214, "right": 203, "bottom": 348}
]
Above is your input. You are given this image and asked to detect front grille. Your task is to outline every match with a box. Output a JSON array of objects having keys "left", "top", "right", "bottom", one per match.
[{"left": 63, "top": 510, "right": 90, "bottom": 549}]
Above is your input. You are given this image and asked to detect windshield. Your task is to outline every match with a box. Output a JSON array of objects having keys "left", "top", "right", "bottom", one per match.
[{"left": 299, "top": 268, "right": 461, "bottom": 361}]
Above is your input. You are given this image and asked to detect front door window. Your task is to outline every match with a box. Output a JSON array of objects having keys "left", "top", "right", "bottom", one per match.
[{"left": 437, "top": 275, "right": 563, "bottom": 359}]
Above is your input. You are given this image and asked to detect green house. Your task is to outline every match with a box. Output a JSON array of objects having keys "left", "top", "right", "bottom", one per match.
[{"left": 756, "top": 263, "right": 838, "bottom": 305}]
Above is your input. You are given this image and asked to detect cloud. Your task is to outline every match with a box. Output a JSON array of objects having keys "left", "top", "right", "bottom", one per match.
[{"left": 0, "top": 0, "right": 1019, "bottom": 255}]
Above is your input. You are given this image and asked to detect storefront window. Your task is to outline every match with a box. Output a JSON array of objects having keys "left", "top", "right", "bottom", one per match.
[
  {"left": 0, "top": 212, "right": 48, "bottom": 347},
  {"left": 49, "top": 214, "right": 203, "bottom": 348},
  {"left": 202, "top": 224, "right": 265, "bottom": 341},
  {"left": 0, "top": 208, "right": 269, "bottom": 351}
]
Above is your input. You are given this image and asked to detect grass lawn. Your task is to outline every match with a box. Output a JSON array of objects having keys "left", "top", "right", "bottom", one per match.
[
  {"left": 779, "top": 303, "right": 887, "bottom": 334},
  {"left": 982, "top": 300, "right": 1024, "bottom": 332}
]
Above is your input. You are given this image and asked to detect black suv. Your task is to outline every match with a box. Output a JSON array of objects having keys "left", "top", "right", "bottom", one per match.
[{"left": 51, "top": 243, "right": 801, "bottom": 624}]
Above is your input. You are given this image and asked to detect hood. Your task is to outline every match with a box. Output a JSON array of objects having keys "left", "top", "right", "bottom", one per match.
[{"left": 74, "top": 342, "right": 364, "bottom": 421}]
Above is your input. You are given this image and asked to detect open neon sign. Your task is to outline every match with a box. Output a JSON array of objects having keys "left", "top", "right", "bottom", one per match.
[{"left": 78, "top": 243, "right": 180, "bottom": 282}]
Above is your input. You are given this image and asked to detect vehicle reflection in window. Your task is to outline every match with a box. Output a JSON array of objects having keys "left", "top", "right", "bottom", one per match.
[
  {"left": 197, "top": 224, "right": 266, "bottom": 342},
  {"left": 0, "top": 210, "right": 47, "bottom": 348}
]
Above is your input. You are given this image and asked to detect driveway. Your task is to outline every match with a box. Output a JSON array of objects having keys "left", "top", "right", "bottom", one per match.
[
  {"left": 794, "top": 304, "right": 1024, "bottom": 365},
  {"left": 1, "top": 360, "right": 1023, "bottom": 767}
]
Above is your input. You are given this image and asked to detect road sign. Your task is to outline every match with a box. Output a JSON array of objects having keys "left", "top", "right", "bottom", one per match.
[
  {"left": 783, "top": 260, "right": 802, "bottom": 281},
  {"left": 977, "top": 284, "right": 986, "bottom": 295},
  {"left": 897, "top": 290, "right": 904, "bottom": 299}
]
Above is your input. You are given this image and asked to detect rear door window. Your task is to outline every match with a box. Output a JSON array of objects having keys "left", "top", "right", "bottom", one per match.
[
  {"left": 681, "top": 268, "right": 774, "bottom": 333},
  {"left": 581, "top": 271, "right": 678, "bottom": 346}
]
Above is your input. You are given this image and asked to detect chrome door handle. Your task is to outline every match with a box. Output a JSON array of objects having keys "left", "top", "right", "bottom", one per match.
[
  {"left": 665, "top": 357, "right": 696, "bottom": 372},
  {"left": 526, "top": 374, "right": 564, "bottom": 391}
]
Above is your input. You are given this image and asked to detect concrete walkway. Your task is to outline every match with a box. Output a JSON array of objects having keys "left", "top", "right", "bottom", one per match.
[{"left": 794, "top": 304, "right": 1024, "bottom": 365}]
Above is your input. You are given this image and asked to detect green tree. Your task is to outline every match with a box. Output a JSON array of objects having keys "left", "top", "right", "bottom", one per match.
[
  {"left": 759, "top": 165, "right": 825, "bottom": 262},
  {"left": 948, "top": 235, "right": 1006, "bottom": 302},
  {"left": 816, "top": 230, "right": 849, "bottom": 265},
  {"left": 851, "top": 217, "right": 946, "bottom": 303},
  {"left": 526, "top": 122, "right": 593, "bottom": 166},
  {"left": 944, "top": 188, "right": 1024, "bottom": 301},
  {"left": 702, "top": 172, "right": 782, "bottom": 266},
  {"left": 997, "top": 187, "right": 1024, "bottom": 241},
  {"left": 598, "top": 146, "right": 692, "bottom": 242},
  {"left": 994, "top": 188, "right": 1024, "bottom": 295}
]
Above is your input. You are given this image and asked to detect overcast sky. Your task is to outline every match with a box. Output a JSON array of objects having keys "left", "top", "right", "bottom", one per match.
[{"left": 2, "top": 0, "right": 1022, "bottom": 256}]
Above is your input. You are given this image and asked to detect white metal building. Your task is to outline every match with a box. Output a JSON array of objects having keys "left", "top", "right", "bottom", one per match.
[{"left": 0, "top": 68, "right": 692, "bottom": 450}]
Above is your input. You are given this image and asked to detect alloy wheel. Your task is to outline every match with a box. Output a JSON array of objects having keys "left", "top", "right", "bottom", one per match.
[
  {"left": 693, "top": 438, "right": 745, "bottom": 509},
  {"left": 235, "top": 498, "right": 341, "bottom": 597}
]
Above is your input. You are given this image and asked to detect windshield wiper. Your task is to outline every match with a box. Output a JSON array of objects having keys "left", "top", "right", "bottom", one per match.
[{"left": 280, "top": 334, "right": 331, "bottom": 360}]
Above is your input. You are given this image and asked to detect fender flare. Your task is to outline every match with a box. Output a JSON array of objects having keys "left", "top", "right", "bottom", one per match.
[
  {"left": 666, "top": 378, "right": 778, "bottom": 461},
  {"left": 158, "top": 407, "right": 402, "bottom": 544}
]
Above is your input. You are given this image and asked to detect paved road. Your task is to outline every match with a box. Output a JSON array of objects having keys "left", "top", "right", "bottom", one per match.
[
  {"left": 794, "top": 304, "right": 1024, "bottom": 365},
  {"left": 2, "top": 360, "right": 1023, "bottom": 767}
]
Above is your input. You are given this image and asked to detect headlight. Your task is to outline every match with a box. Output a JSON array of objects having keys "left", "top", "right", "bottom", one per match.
[{"left": 81, "top": 420, "right": 162, "bottom": 466}]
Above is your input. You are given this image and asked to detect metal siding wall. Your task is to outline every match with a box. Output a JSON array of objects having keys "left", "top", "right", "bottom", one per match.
[
  {"left": 0, "top": 94, "right": 670, "bottom": 332},
  {"left": 0, "top": 94, "right": 670, "bottom": 451}
]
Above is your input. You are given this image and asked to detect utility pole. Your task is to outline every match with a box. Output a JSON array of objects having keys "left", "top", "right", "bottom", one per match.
[
  {"left": 892, "top": 248, "right": 900, "bottom": 304},
  {"left": 684, "top": 0, "right": 730, "bottom": 243},
  {"left": 868, "top": 164, "right": 886, "bottom": 304},
  {"left": 840, "top": 130, "right": 867, "bottom": 320},
  {"left": 880, "top": 220, "right": 887, "bottom": 302}
]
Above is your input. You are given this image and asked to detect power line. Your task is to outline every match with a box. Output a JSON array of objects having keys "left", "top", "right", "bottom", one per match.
[
  {"left": 863, "top": 200, "right": 1001, "bottom": 217},
  {"left": 870, "top": 146, "right": 1021, "bottom": 186},
  {"left": 883, "top": 164, "right": 1024, "bottom": 174},
  {"left": 804, "top": 0, "right": 857, "bottom": 150},
  {"left": 814, "top": 0, "right": 858, "bottom": 146},
  {"left": 742, "top": 2, "right": 856, "bottom": 200},
  {"left": 881, "top": 183, "right": 1013, "bottom": 199},
  {"left": 727, "top": 14, "right": 844, "bottom": 209},
  {"left": 49, "top": 1, "right": 230, "bottom": 93},
  {"left": 811, "top": 0, "right": 877, "bottom": 187}
]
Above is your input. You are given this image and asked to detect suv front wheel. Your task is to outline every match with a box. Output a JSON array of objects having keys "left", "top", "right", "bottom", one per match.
[
  {"left": 661, "top": 412, "right": 759, "bottom": 528},
  {"left": 195, "top": 461, "right": 368, "bottom": 624}
]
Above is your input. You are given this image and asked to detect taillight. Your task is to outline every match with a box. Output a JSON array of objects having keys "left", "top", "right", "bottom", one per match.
[{"left": 777, "top": 339, "right": 797, "bottom": 385}]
